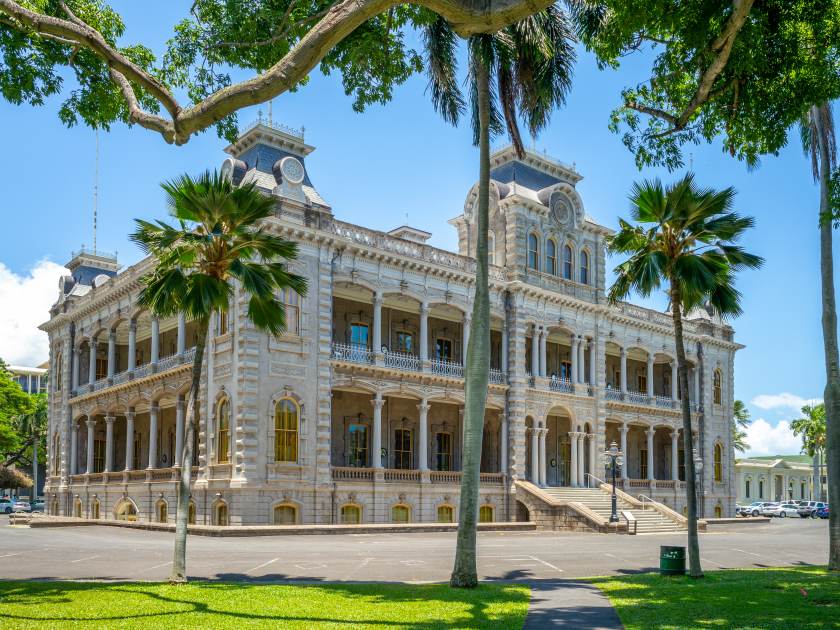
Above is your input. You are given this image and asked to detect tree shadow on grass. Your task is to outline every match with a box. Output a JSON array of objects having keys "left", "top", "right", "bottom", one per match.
[{"left": 0, "top": 580, "right": 530, "bottom": 628}]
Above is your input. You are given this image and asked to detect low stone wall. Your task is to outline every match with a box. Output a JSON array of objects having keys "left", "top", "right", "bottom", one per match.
[
  {"left": 28, "top": 515, "right": 536, "bottom": 537},
  {"left": 704, "top": 517, "right": 771, "bottom": 526}
]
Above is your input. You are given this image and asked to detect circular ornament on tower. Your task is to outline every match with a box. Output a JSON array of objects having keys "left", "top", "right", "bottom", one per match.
[{"left": 279, "top": 156, "right": 305, "bottom": 184}]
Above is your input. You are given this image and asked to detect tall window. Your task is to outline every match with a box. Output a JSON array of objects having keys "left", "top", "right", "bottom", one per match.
[
  {"left": 216, "top": 397, "right": 230, "bottom": 463},
  {"left": 437, "top": 505, "right": 454, "bottom": 523},
  {"left": 435, "top": 338, "right": 453, "bottom": 361},
  {"left": 640, "top": 448, "right": 648, "bottom": 479},
  {"left": 214, "top": 502, "right": 228, "bottom": 526},
  {"left": 479, "top": 505, "right": 494, "bottom": 523},
  {"left": 188, "top": 501, "right": 197, "bottom": 524},
  {"left": 217, "top": 309, "right": 229, "bottom": 335},
  {"left": 637, "top": 373, "right": 647, "bottom": 393},
  {"left": 713, "top": 370, "right": 722, "bottom": 404},
  {"left": 95, "top": 354, "right": 108, "bottom": 380},
  {"left": 745, "top": 479, "right": 751, "bottom": 498},
  {"left": 392, "top": 505, "right": 410, "bottom": 523},
  {"left": 678, "top": 448, "right": 685, "bottom": 481},
  {"left": 396, "top": 331, "right": 413, "bottom": 354},
  {"left": 350, "top": 322, "right": 369, "bottom": 348},
  {"left": 394, "top": 428, "right": 412, "bottom": 469},
  {"left": 579, "top": 250, "right": 589, "bottom": 284},
  {"left": 562, "top": 244, "right": 573, "bottom": 280},
  {"left": 527, "top": 233, "right": 539, "bottom": 270},
  {"left": 488, "top": 231, "right": 496, "bottom": 266},
  {"left": 274, "top": 398, "right": 299, "bottom": 463},
  {"left": 348, "top": 423, "right": 368, "bottom": 467},
  {"left": 341, "top": 504, "right": 361, "bottom": 524},
  {"left": 51, "top": 433, "right": 60, "bottom": 476},
  {"left": 93, "top": 437, "right": 105, "bottom": 473},
  {"left": 714, "top": 443, "right": 723, "bottom": 482},
  {"left": 54, "top": 353, "right": 62, "bottom": 391},
  {"left": 280, "top": 288, "right": 300, "bottom": 335},
  {"left": 157, "top": 501, "right": 167, "bottom": 523},
  {"left": 274, "top": 504, "right": 297, "bottom": 524},
  {"left": 546, "top": 239, "right": 557, "bottom": 275},
  {"left": 759, "top": 479, "right": 764, "bottom": 498},
  {"left": 435, "top": 432, "right": 452, "bottom": 471}
]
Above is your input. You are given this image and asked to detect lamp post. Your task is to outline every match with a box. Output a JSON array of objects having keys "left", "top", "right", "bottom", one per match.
[
  {"left": 603, "top": 441, "right": 624, "bottom": 523},
  {"left": 693, "top": 448, "right": 704, "bottom": 517}
]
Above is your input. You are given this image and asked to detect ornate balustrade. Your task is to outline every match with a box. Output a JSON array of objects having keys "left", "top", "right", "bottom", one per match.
[
  {"left": 429, "top": 471, "right": 461, "bottom": 484},
  {"left": 127, "top": 470, "right": 147, "bottom": 482},
  {"left": 627, "top": 479, "right": 652, "bottom": 489},
  {"left": 605, "top": 388, "right": 622, "bottom": 401},
  {"left": 331, "top": 342, "right": 373, "bottom": 365},
  {"left": 655, "top": 395, "right": 676, "bottom": 409},
  {"left": 429, "top": 358, "right": 464, "bottom": 378},
  {"left": 479, "top": 472, "right": 505, "bottom": 485},
  {"left": 548, "top": 377, "right": 574, "bottom": 393},
  {"left": 653, "top": 480, "right": 676, "bottom": 490},
  {"left": 383, "top": 351, "right": 421, "bottom": 372},
  {"left": 332, "top": 466, "right": 374, "bottom": 481},
  {"left": 489, "top": 368, "right": 506, "bottom": 385},
  {"left": 330, "top": 467, "right": 501, "bottom": 486},
  {"left": 625, "top": 390, "right": 650, "bottom": 405},
  {"left": 383, "top": 469, "right": 421, "bottom": 482}
]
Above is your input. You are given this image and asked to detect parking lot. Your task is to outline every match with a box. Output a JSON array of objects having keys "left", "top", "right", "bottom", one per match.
[{"left": 0, "top": 516, "right": 829, "bottom": 582}]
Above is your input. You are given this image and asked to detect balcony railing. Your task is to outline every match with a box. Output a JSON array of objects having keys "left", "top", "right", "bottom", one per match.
[
  {"left": 73, "top": 347, "right": 198, "bottom": 398},
  {"left": 429, "top": 471, "right": 461, "bottom": 484},
  {"left": 605, "top": 388, "right": 622, "bottom": 400},
  {"left": 331, "top": 342, "right": 373, "bottom": 365},
  {"left": 548, "top": 377, "right": 574, "bottom": 393},
  {"left": 626, "top": 390, "right": 650, "bottom": 405},
  {"left": 655, "top": 395, "right": 676, "bottom": 409},
  {"left": 383, "top": 350, "right": 421, "bottom": 372},
  {"left": 489, "top": 368, "right": 506, "bottom": 384},
  {"left": 330, "top": 467, "right": 502, "bottom": 485},
  {"left": 430, "top": 358, "right": 464, "bottom": 378},
  {"left": 92, "top": 377, "right": 109, "bottom": 392}
]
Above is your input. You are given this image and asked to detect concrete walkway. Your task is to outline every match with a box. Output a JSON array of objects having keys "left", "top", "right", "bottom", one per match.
[{"left": 524, "top": 580, "right": 623, "bottom": 629}]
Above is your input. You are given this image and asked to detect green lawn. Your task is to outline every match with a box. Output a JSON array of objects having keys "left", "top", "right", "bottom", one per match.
[
  {"left": 0, "top": 581, "right": 530, "bottom": 629},
  {"left": 590, "top": 566, "right": 839, "bottom": 629}
]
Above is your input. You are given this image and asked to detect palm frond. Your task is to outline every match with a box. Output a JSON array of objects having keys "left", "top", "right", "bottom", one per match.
[{"left": 423, "top": 17, "right": 465, "bottom": 126}]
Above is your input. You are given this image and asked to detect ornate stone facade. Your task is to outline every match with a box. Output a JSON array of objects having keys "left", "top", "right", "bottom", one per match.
[{"left": 41, "top": 122, "right": 740, "bottom": 525}]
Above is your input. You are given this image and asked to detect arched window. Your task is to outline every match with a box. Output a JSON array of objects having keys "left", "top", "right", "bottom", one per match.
[
  {"left": 91, "top": 498, "right": 100, "bottom": 520},
  {"left": 217, "top": 309, "right": 229, "bottom": 336},
  {"left": 437, "top": 505, "right": 454, "bottom": 523},
  {"left": 546, "top": 239, "right": 557, "bottom": 275},
  {"left": 156, "top": 500, "right": 168, "bottom": 523},
  {"left": 51, "top": 433, "right": 60, "bottom": 476},
  {"left": 115, "top": 500, "right": 137, "bottom": 522},
  {"left": 274, "top": 504, "right": 297, "bottom": 525},
  {"left": 579, "top": 250, "right": 589, "bottom": 285},
  {"left": 562, "top": 244, "right": 573, "bottom": 280},
  {"left": 714, "top": 504, "right": 723, "bottom": 518},
  {"left": 527, "top": 233, "right": 539, "bottom": 270},
  {"left": 714, "top": 443, "right": 723, "bottom": 482},
  {"left": 74, "top": 498, "right": 82, "bottom": 518},
  {"left": 280, "top": 288, "right": 301, "bottom": 336},
  {"left": 392, "top": 505, "right": 410, "bottom": 523},
  {"left": 713, "top": 370, "right": 722, "bottom": 404},
  {"left": 214, "top": 502, "right": 228, "bottom": 526},
  {"left": 216, "top": 397, "right": 230, "bottom": 463},
  {"left": 479, "top": 505, "right": 494, "bottom": 523},
  {"left": 274, "top": 398, "right": 299, "bottom": 463},
  {"left": 488, "top": 231, "right": 496, "bottom": 266},
  {"left": 54, "top": 352, "right": 62, "bottom": 391},
  {"left": 341, "top": 504, "right": 361, "bottom": 524},
  {"left": 188, "top": 501, "right": 196, "bottom": 525}
]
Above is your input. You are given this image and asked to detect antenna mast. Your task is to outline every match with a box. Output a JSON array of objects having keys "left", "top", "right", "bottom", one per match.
[{"left": 93, "top": 129, "right": 99, "bottom": 252}]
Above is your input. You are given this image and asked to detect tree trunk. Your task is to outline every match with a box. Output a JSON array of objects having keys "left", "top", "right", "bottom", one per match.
[
  {"left": 812, "top": 104, "right": 840, "bottom": 570},
  {"left": 813, "top": 452, "right": 821, "bottom": 501},
  {"left": 170, "top": 315, "right": 209, "bottom": 583},
  {"left": 32, "top": 431, "right": 38, "bottom": 499},
  {"left": 450, "top": 56, "right": 492, "bottom": 589},
  {"left": 670, "top": 282, "right": 703, "bottom": 578}
]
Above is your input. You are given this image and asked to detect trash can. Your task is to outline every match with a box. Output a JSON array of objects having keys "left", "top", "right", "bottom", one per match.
[{"left": 660, "top": 545, "right": 686, "bottom": 575}]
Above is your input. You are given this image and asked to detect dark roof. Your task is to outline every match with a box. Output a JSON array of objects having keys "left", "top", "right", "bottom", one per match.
[
  {"left": 489, "top": 161, "right": 561, "bottom": 191},
  {"left": 236, "top": 144, "right": 313, "bottom": 187}
]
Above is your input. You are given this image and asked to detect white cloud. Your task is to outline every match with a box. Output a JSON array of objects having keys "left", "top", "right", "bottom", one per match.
[
  {"left": 750, "top": 392, "right": 818, "bottom": 412},
  {"left": 744, "top": 418, "right": 802, "bottom": 458},
  {"left": 0, "top": 260, "right": 67, "bottom": 366}
]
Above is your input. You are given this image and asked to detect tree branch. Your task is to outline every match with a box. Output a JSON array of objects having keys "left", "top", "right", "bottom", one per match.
[{"left": 109, "top": 69, "right": 176, "bottom": 141}]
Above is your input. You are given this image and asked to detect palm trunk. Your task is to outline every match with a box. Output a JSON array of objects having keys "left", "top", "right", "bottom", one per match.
[
  {"left": 32, "top": 431, "right": 38, "bottom": 499},
  {"left": 813, "top": 452, "right": 820, "bottom": 501},
  {"left": 450, "top": 57, "right": 492, "bottom": 589},
  {"left": 812, "top": 104, "right": 840, "bottom": 570},
  {"left": 671, "top": 282, "right": 703, "bottom": 578},
  {"left": 170, "top": 315, "right": 209, "bottom": 583}
]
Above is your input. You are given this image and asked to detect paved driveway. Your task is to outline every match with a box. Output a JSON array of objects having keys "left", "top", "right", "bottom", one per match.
[{"left": 0, "top": 516, "right": 828, "bottom": 582}]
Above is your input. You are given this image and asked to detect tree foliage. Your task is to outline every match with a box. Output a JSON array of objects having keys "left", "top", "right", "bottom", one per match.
[
  {"left": 0, "top": 361, "right": 36, "bottom": 457},
  {"left": 732, "top": 399, "right": 750, "bottom": 453}
]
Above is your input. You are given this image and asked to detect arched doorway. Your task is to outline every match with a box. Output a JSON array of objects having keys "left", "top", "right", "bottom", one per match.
[{"left": 545, "top": 408, "right": 572, "bottom": 486}]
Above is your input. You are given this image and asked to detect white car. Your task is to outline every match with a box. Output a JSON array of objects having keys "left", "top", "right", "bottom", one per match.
[
  {"left": 762, "top": 502, "right": 799, "bottom": 518},
  {"left": 0, "top": 498, "right": 14, "bottom": 514}
]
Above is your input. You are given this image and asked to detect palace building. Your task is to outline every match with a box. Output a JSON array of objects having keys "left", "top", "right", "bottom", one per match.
[{"left": 41, "top": 121, "right": 739, "bottom": 527}]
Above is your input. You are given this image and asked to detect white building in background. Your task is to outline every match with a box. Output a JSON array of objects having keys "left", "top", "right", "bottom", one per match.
[
  {"left": 8, "top": 363, "right": 48, "bottom": 394},
  {"left": 735, "top": 455, "right": 819, "bottom": 503},
  {"left": 41, "top": 122, "right": 739, "bottom": 526}
]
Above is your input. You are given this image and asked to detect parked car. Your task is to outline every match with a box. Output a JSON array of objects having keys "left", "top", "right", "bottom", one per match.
[
  {"left": 797, "top": 501, "right": 827, "bottom": 518},
  {"left": 0, "top": 498, "right": 14, "bottom": 514},
  {"left": 815, "top": 505, "right": 830, "bottom": 519},
  {"left": 11, "top": 500, "right": 31, "bottom": 513},
  {"left": 29, "top": 499, "right": 45, "bottom": 513},
  {"left": 737, "top": 502, "right": 767, "bottom": 517},
  {"left": 761, "top": 502, "right": 799, "bottom": 517}
]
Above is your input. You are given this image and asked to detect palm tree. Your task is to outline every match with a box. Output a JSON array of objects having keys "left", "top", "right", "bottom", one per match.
[
  {"left": 800, "top": 102, "right": 839, "bottom": 570},
  {"left": 732, "top": 399, "right": 751, "bottom": 454},
  {"left": 607, "top": 174, "right": 762, "bottom": 578},
  {"left": 423, "top": 6, "right": 582, "bottom": 588},
  {"left": 131, "top": 171, "right": 306, "bottom": 583},
  {"left": 791, "top": 402, "right": 827, "bottom": 502}
]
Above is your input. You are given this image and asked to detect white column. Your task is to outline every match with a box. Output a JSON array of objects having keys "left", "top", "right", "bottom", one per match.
[
  {"left": 107, "top": 330, "right": 116, "bottom": 379},
  {"left": 577, "top": 433, "right": 585, "bottom": 486},
  {"left": 646, "top": 355, "right": 654, "bottom": 398},
  {"left": 175, "top": 396, "right": 185, "bottom": 468},
  {"left": 589, "top": 341, "right": 596, "bottom": 386},
  {"left": 104, "top": 414, "right": 115, "bottom": 472},
  {"left": 147, "top": 404, "right": 159, "bottom": 469},
  {"left": 570, "top": 432, "right": 578, "bottom": 487},
  {"left": 150, "top": 318, "right": 160, "bottom": 364},
  {"left": 671, "top": 430, "right": 679, "bottom": 481},
  {"left": 620, "top": 423, "right": 629, "bottom": 480},
  {"left": 671, "top": 362, "right": 678, "bottom": 399},
  {"left": 418, "top": 400, "right": 429, "bottom": 471},
  {"left": 578, "top": 337, "right": 586, "bottom": 383},
  {"left": 419, "top": 303, "right": 429, "bottom": 363},
  {"left": 530, "top": 428, "right": 539, "bottom": 483},
  {"left": 538, "top": 428, "right": 547, "bottom": 486},
  {"left": 372, "top": 394, "right": 384, "bottom": 468},
  {"left": 85, "top": 418, "right": 95, "bottom": 474},
  {"left": 693, "top": 366, "right": 700, "bottom": 402},
  {"left": 372, "top": 292, "right": 383, "bottom": 354},
  {"left": 646, "top": 428, "right": 655, "bottom": 481},
  {"left": 619, "top": 348, "right": 628, "bottom": 395},
  {"left": 500, "top": 410, "right": 508, "bottom": 475},
  {"left": 88, "top": 341, "right": 97, "bottom": 384},
  {"left": 530, "top": 327, "right": 539, "bottom": 376},
  {"left": 463, "top": 313, "right": 471, "bottom": 359},
  {"left": 570, "top": 335, "right": 579, "bottom": 383},
  {"left": 539, "top": 327, "right": 547, "bottom": 377},
  {"left": 589, "top": 433, "right": 597, "bottom": 485},
  {"left": 71, "top": 346, "right": 80, "bottom": 390},
  {"left": 501, "top": 321, "right": 509, "bottom": 374},
  {"left": 70, "top": 423, "right": 78, "bottom": 475},
  {"left": 127, "top": 320, "right": 136, "bottom": 372},
  {"left": 124, "top": 409, "right": 135, "bottom": 471},
  {"left": 177, "top": 312, "right": 186, "bottom": 355}
]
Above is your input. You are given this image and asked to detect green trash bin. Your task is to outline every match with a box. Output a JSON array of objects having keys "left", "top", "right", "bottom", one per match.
[{"left": 660, "top": 545, "right": 686, "bottom": 575}]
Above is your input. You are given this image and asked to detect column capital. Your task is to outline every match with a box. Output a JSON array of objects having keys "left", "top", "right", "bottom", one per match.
[
  {"left": 619, "top": 423, "right": 629, "bottom": 435},
  {"left": 417, "top": 400, "right": 430, "bottom": 413},
  {"left": 105, "top": 414, "right": 115, "bottom": 424},
  {"left": 619, "top": 346, "right": 626, "bottom": 357},
  {"left": 646, "top": 426, "right": 655, "bottom": 438},
  {"left": 373, "top": 292, "right": 384, "bottom": 304},
  {"left": 420, "top": 302, "right": 430, "bottom": 314},
  {"left": 372, "top": 394, "right": 385, "bottom": 410},
  {"left": 176, "top": 396, "right": 186, "bottom": 410},
  {"left": 125, "top": 408, "right": 135, "bottom": 419},
  {"left": 85, "top": 418, "right": 95, "bottom": 429},
  {"left": 150, "top": 402, "right": 160, "bottom": 413},
  {"left": 647, "top": 354, "right": 655, "bottom": 365},
  {"left": 129, "top": 319, "right": 137, "bottom": 331},
  {"left": 109, "top": 328, "right": 116, "bottom": 340}
]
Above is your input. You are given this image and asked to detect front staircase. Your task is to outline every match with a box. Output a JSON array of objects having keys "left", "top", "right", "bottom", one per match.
[{"left": 539, "top": 487, "right": 683, "bottom": 533}]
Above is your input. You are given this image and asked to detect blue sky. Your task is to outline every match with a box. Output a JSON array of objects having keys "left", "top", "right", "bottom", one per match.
[{"left": 0, "top": 2, "right": 829, "bottom": 456}]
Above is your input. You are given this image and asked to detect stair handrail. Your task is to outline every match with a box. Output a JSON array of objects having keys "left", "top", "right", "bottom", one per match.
[
  {"left": 636, "top": 492, "right": 690, "bottom": 526},
  {"left": 584, "top": 473, "right": 606, "bottom": 487}
]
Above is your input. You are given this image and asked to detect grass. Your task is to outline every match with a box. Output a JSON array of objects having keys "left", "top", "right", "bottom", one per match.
[
  {"left": 0, "top": 581, "right": 530, "bottom": 629},
  {"left": 590, "top": 566, "right": 839, "bottom": 629}
]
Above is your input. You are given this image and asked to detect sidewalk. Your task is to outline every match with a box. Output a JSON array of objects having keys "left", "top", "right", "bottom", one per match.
[{"left": 524, "top": 580, "right": 623, "bottom": 629}]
